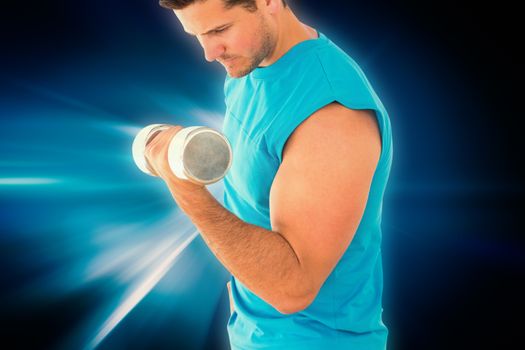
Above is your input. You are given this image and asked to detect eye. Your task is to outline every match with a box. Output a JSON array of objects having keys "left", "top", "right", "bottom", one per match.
[{"left": 213, "top": 26, "right": 229, "bottom": 34}]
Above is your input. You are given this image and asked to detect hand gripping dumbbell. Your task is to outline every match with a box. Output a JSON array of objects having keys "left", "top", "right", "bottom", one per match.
[{"left": 132, "top": 124, "right": 233, "bottom": 185}]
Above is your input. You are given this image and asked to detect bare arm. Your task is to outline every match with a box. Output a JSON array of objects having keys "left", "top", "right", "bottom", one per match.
[
  {"left": 145, "top": 102, "right": 381, "bottom": 314},
  {"left": 168, "top": 184, "right": 309, "bottom": 314},
  {"left": 269, "top": 103, "right": 381, "bottom": 295}
]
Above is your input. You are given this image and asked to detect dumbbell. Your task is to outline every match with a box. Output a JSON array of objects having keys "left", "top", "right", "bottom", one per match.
[{"left": 132, "top": 124, "right": 232, "bottom": 185}]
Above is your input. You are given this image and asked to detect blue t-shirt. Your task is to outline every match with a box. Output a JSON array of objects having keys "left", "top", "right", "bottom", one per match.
[{"left": 222, "top": 31, "right": 393, "bottom": 349}]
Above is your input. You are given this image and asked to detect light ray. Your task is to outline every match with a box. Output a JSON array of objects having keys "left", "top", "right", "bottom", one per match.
[
  {"left": 0, "top": 177, "right": 61, "bottom": 185},
  {"left": 85, "top": 230, "right": 199, "bottom": 350}
]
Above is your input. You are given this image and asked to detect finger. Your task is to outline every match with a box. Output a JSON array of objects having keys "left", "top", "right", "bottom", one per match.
[{"left": 145, "top": 125, "right": 183, "bottom": 178}]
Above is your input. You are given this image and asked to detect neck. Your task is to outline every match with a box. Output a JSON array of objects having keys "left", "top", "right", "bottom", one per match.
[{"left": 259, "top": 9, "right": 317, "bottom": 67}]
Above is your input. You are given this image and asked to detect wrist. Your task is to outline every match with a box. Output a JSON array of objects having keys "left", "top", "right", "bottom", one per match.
[{"left": 166, "top": 180, "right": 211, "bottom": 213}]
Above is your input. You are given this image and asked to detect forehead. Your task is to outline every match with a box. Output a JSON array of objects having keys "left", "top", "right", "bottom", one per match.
[{"left": 174, "top": 0, "right": 251, "bottom": 35}]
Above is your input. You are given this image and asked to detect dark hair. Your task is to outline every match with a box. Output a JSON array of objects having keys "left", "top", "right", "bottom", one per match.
[{"left": 159, "top": 0, "right": 287, "bottom": 12}]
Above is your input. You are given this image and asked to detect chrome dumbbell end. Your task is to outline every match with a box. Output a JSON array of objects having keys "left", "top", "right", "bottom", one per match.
[{"left": 169, "top": 126, "right": 233, "bottom": 185}]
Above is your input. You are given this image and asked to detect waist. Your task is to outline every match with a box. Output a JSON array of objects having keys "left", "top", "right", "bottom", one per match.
[{"left": 228, "top": 316, "right": 388, "bottom": 350}]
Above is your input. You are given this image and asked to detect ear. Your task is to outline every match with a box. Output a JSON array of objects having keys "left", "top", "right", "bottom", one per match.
[{"left": 263, "top": 0, "right": 280, "bottom": 15}]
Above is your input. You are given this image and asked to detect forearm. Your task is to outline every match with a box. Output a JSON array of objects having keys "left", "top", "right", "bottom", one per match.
[{"left": 166, "top": 183, "right": 312, "bottom": 313}]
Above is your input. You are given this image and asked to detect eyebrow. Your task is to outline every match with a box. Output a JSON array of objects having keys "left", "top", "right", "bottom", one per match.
[{"left": 187, "top": 22, "right": 232, "bottom": 36}]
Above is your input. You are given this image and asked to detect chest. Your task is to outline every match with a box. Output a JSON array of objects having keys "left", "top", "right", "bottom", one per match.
[{"left": 222, "top": 106, "right": 279, "bottom": 214}]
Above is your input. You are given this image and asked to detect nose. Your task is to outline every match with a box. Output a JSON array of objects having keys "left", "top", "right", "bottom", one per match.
[{"left": 199, "top": 36, "right": 226, "bottom": 62}]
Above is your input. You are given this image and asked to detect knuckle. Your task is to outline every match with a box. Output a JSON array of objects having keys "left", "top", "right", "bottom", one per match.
[{"left": 144, "top": 145, "right": 155, "bottom": 161}]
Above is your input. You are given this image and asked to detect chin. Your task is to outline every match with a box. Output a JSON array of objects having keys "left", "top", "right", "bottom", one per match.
[
  {"left": 225, "top": 68, "right": 244, "bottom": 78},
  {"left": 220, "top": 56, "right": 258, "bottom": 78},
  {"left": 227, "top": 70, "right": 244, "bottom": 78},
  {"left": 227, "top": 65, "right": 255, "bottom": 78}
]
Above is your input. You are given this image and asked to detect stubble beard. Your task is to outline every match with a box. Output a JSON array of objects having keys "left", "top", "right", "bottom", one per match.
[{"left": 228, "top": 17, "right": 276, "bottom": 78}]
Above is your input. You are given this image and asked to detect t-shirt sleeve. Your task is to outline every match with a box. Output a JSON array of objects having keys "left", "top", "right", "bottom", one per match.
[
  {"left": 264, "top": 51, "right": 391, "bottom": 165},
  {"left": 264, "top": 83, "right": 335, "bottom": 164}
]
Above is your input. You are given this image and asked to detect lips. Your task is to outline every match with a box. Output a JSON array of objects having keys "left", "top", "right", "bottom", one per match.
[{"left": 221, "top": 57, "right": 236, "bottom": 64}]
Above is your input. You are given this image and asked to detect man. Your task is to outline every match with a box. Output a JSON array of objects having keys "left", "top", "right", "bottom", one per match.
[{"left": 146, "top": 0, "right": 393, "bottom": 348}]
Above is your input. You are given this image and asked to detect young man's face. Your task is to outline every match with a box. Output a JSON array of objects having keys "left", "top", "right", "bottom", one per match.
[{"left": 174, "top": 0, "right": 277, "bottom": 78}]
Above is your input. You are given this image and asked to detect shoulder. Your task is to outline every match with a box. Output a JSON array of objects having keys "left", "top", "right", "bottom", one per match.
[
  {"left": 282, "top": 102, "right": 382, "bottom": 167},
  {"left": 313, "top": 41, "right": 375, "bottom": 97}
]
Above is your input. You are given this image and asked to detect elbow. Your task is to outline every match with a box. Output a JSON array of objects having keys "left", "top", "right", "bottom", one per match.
[
  {"left": 272, "top": 270, "right": 320, "bottom": 314},
  {"left": 273, "top": 291, "right": 316, "bottom": 315}
]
